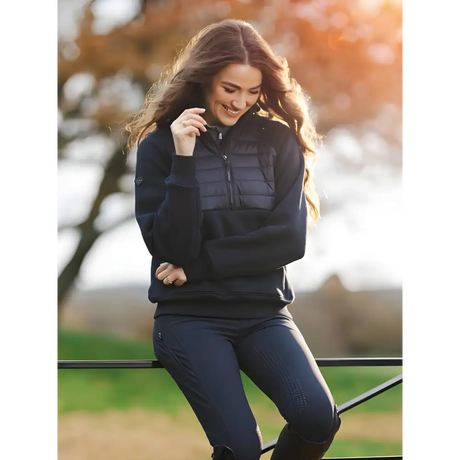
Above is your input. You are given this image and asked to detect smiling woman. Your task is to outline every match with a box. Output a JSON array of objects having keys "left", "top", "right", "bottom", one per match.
[
  {"left": 203, "top": 64, "right": 263, "bottom": 124},
  {"left": 123, "top": 18, "right": 341, "bottom": 460}
]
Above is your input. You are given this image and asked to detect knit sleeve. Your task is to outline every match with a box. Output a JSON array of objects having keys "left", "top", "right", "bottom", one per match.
[{"left": 134, "top": 131, "right": 203, "bottom": 266}]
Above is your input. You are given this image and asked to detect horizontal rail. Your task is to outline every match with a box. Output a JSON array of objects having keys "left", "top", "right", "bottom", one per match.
[{"left": 58, "top": 357, "right": 402, "bottom": 369}]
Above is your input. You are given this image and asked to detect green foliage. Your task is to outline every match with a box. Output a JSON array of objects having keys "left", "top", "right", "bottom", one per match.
[
  {"left": 58, "top": 329, "right": 188, "bottom": 414},
  {"left": 58, "top": 329, "right": 153, "bottom": 360},
  {"left": 59, "top": 329, "right": 402, "bottom": 415}
]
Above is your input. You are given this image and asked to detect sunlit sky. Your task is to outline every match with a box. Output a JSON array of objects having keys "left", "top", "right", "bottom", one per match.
[{"left": 58, "top": 0, "right": 402, "bottom": 293}]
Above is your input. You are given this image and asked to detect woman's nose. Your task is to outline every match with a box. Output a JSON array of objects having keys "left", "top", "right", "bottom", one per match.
[{"left": 231, "top": 95, "right": 247, "bottom": 111}]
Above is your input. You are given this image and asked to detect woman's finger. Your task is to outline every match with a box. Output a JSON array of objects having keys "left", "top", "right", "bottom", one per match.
[
  {"left": 156, "top": 266, "right": 174, "bottom": 281},
  {"left": 178, "top": 113, "right": 208, "bottom": 128},
  {"left": 180, "top": 118, "right": 207, "bottom": 132},
  {"left": 163, "top": 270, "right": 184, "bottom": 286},
  {"left": 163, "top": 276, "right": 175, "bottom": 285},
  {"left": 155, "top": 263, "right": 170, "bottom": 277},
  {"left": 183, "top": 107, "right": 206, "bottom": 115}
]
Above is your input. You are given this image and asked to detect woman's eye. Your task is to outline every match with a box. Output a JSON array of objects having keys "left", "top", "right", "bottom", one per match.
[{"left": 223, "top": 88, "right": 260, "bottom": 95}]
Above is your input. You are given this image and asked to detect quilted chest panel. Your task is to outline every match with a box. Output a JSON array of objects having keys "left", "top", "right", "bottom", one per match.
[{"left": 194, "top": 140, "right": 276, "bottom": 211}]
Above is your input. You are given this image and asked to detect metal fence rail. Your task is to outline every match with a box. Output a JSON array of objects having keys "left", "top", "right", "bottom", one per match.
[
  {"left": 58, "top": 357, "right": 403, "bottom": 459},
  {"left": 58, "top": 357, "right": 402, "bottom": 369}
]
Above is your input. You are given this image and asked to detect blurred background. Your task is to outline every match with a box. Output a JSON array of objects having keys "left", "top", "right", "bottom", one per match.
[{"left": 57, "top": 0, "right": 402, "bottom": 458}]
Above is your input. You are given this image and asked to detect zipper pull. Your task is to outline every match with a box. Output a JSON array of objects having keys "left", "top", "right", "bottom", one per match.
[
  {"left": 222, "top": 154, "right": 228, "bottom": 162},
  {"left": 219, "top": 132, "right": 222, "bottom": 140}
]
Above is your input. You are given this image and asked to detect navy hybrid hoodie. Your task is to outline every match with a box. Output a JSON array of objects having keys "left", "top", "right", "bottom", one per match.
[{"left": 134, "top": 105, "right": 308, "bottom": 318}]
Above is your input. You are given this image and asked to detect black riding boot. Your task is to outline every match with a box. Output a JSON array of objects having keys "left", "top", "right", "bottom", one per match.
[
  {"left": 212, "top": 445, "right": 236, "bottom": 459},
  {"left": 270, "top": 406, "right": 341, "bottom": 460}
]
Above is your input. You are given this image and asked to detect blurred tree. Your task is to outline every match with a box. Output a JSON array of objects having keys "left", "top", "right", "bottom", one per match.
[{"left": 58, "top": 0, "right": 402, "bottom": 321}]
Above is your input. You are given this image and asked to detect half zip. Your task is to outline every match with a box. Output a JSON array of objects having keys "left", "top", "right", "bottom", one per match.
[
  {"left": 222, "top": 153, "right": 234, "bottom": 207},
  {"left": 198, "top": 129, "right": 234, "bottom": 208}
]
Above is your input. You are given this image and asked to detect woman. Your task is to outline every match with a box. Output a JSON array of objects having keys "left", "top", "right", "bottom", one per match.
[{"left": 125, "top": 18, "right": 341, "bottom": 460}]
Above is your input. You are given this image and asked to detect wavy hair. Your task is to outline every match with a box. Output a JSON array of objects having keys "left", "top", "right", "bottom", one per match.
[{"left": 125, "top": 19, "right": 321, "bottom": 223}]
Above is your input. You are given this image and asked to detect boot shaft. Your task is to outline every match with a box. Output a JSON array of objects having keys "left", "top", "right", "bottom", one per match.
[
  {"left": 212, "top": 445, "right": 236, "bottom": 460},
  {"left": 270, "top": 406, "right": 341, "bottom": 460}
]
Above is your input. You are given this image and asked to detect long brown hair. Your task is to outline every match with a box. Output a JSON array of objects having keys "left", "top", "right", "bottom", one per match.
[{"left": 125, "top": 19, "right": 321, "bottom": 223}]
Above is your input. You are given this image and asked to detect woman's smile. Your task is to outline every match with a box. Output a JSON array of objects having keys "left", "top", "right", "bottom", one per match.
[{"left": 221, "top": 104, "right": 241, "bottom": 117}]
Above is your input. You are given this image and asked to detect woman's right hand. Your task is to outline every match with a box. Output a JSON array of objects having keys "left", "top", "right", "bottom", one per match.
[{"left": 170, "top": 108, "right": 208, "bottom": 157}]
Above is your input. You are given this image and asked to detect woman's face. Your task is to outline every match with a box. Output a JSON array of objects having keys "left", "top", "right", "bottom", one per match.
[{"left": 204, "top": 63, "right": 262, "bottom": 126}]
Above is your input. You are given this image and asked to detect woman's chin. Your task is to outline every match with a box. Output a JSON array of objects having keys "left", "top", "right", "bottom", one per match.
[{"left": 217, "top": 114, "right": 239, "bottom": 126}]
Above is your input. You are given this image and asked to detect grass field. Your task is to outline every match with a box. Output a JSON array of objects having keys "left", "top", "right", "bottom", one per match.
[{"left": 58, "top": 329, "right": 402, "bottom": 459}]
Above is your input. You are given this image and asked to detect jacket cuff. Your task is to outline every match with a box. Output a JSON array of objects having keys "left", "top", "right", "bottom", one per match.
[{"left": 168, "top": 154, "right": 197, "bottom": 186}]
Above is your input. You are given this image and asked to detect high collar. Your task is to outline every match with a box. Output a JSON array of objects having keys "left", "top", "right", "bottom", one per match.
[{"left": 198, "top": 103, "right": 261, "bottom": 153}]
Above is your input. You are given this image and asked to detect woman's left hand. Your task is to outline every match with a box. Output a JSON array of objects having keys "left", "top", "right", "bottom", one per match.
[{"left": 155, "top": 263, "right": 187, "bottom": 286}]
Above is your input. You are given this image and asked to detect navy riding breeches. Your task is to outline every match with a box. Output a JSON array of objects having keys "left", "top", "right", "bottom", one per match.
[{"left": 153, "top": 312, "right": 337, "bottom": 460}]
